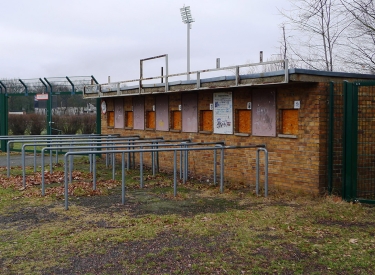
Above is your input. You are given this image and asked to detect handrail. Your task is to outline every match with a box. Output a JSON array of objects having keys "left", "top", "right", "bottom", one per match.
[{"left": 84, "top": 59, "right": 289, "bottom": 95}]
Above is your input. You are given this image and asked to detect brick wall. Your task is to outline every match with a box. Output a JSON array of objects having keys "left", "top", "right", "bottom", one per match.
[{"left": 101, "top": 82, "right": 329, "bottom": 194}]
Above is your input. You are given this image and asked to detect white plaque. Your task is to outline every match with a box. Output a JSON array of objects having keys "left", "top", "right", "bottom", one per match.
[{"left": 213, "top": 92, "right": 233, "bottom": 134}]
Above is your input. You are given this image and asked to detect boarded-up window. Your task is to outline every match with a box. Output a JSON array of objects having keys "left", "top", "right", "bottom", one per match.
[
  {"left": 107, "top": 111, "right": 114, "bottom": 127},
  {"left": 155, "top": 94, "right": 169, "bottom": 131},
  {"left": 146, "top": 111, "right": 156, "bottom": 129},
  {"left": 125, "top": 111, "right": 133, "bottom": 128},
  {"left": 182, "top": 93, "right": 198, "bottom": 132},
  {"left": 171, "top": 111, "right": 181, "bottom": 130},
  {"left": 281, "top": 109, "right": 298, "bottom": 135},
  {"left": 133, "top": 97, "right": 145, "bottom": 130},
  {"left": 200, "top": 110, "right": 213, "bottom": 132},
  {"left": 114, "top": 99, "right": 124, "bottom": 129},
  {"left": 252, "top": 90, "right": 276, "bottom": 137},
  {"left": 235, "top": 109, "right": 251, "bottom": 133}
]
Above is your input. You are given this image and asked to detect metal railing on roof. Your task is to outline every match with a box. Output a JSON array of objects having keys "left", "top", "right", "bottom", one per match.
[{"left": 83, "top": 58, "right": 289, "bottom": 97}]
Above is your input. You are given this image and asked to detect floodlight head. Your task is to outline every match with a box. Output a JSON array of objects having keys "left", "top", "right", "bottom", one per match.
[{"left": 180, "top": 5, "right": 194, "bottom": 24}]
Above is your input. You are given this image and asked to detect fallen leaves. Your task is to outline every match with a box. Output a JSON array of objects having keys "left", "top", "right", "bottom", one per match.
[
  {"left": 0, "top": 170, "right": 120, "bottom": 198},
  {"left": 349, "top": 238, "right": 358, "bottom": 244}
]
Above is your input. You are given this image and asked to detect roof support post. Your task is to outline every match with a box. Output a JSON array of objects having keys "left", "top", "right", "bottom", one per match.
[
  {"left": 197, "top": 72, "right": 201, "bottom": 89},
  {"left": 139, "top": 59, "right": 143, "bottom": 94},
  {"left": 165, "top": 54, "right": 169, "bottom": 92},
  {"left": 235, "top": 66, "right": 240, "bottom": 86}
]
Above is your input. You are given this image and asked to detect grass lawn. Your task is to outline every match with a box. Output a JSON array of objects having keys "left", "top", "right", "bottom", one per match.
[{"left": 0, "top": 155, "right": 374, "bottom": 274}]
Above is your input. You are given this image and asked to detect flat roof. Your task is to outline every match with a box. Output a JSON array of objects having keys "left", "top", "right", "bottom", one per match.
[{"left": 83, "top": 68, "right": 375, "bottom": 98}]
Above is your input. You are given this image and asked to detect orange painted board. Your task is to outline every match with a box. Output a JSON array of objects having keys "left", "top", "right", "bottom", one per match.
[
  {"left": 172, "top": 111, "right": 181, "bottom": 130},
  {"left": 201, "top": 110, "right": 213, "bottom": 131},
  {"left": 147, "top": 111, "right": 156, "bottom": 129},
  {"left": 282, "top": 109, "right": 298, "bottom": 135},
  {"left": 126, "top": 111, "right": 133, "bottom": 128},
  {"left": 107, "top": 111, "right": 114, "bottom": 127},
  {"left": 238, "top": 110, "right": 251, "bottom": 133}
]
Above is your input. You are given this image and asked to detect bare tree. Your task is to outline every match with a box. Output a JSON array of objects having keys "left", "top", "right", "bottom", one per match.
[
  {"left": 341, "top": 0, "right": 375, "bottom": 73},
  {"left": 280, "top": 0, "right": 350, "bottom": 71},
  {"left": 0, "top": 79, "right": 35, "bottom": 112}
]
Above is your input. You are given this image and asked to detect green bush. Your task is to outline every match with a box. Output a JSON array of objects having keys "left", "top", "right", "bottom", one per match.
[
  {"left": 28, "top": 113, "right": 45, "bottom": 135},
  {"left": 61, "top": 115, "right": 82, "bottom": 134},
  {"left": 8, "top": 113, "right": 96, "bottom": 135},
  {"left": 80, "top": 114, "right": 96, "bottom": 134},
  {"left": 51, "top": 115, "right": 63, "bottom": 135},
  {"left": 8, "top": 114, "right": 28, "bottom": 135}
]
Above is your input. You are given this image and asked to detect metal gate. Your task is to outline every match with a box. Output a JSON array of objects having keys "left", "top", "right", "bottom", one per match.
[
  {"left": 330, "top": 81, "right": 375, "bottom": 203},
  {"left": 0, "top": 77, "right": 101, "bottom": 152}
]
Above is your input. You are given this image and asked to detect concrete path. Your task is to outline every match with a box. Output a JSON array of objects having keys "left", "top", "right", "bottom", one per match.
[{"left": 0, "top": 154, "right": 43, "bottom": 168}]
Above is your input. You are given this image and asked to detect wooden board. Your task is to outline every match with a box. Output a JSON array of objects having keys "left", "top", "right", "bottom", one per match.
[
  {"left": 125, "top": 111, "right": 133, "bottom": 128},
  {"left": 237, "top": 110, "right": 251, "bottom": 133},
  {"left": 107, "top": 111, "right": 114, "bottom": 127},
  {"left": 182, "top": 93, "right": 197, "bottom": 132},
  {"left": 201, "top": 110, "right": 213, "bottom": 131},
  {"left": 133, "top": 96, "right": 145, "bottom": 130},
  {"left": 252, "top": 90, "right": 276, "bottom": 137},
  {"left": 156, "top": 94, "right": 169, "bottom": 131},
  {"left": 172, "top": 111, "right": 181, "bottom": 130},
  {"left": 147, "top": 111, "right": 156, "bottom": 129},
  {"left": 282, "top": 109, "right": 298, "bottom": 135},
  {"left": 114, "top": 99, "right": 124, "bottom": 129}
]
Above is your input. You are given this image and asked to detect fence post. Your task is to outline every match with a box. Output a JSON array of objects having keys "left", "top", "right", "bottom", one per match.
[
  {"left": 343, "top": 81, "right": 358, "bottom": 201},
  {"left": 0, "top": 93, "right": 8, "bottom": 152}
]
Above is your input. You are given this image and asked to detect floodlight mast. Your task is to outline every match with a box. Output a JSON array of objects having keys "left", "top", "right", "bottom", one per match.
[{"left": 180, "top": 5, "right": 194, "bottom": 80}]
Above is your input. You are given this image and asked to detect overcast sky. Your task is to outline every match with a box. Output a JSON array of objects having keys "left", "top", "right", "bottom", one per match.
[{"left": 0, "top": 0, "right": 291, "bottom": 84}]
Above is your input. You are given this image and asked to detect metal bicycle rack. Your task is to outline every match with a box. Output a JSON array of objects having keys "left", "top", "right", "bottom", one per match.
[
  {"left": 6, "top": 134, "right": 139, "bottom": 176},
  {"left": 60, "top": 144, "right": 267, "bottom": 210},
  {"left": 37, "top": 141, "right": 225, "bottom": 195},
  {"left": 11, "top": 135, "right": 269, "bottom": 210}
]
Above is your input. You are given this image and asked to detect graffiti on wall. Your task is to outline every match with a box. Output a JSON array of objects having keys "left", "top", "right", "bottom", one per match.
[
  {"left": 252, "top": 90, "right": 276, "bottom": 137},
  {"left": 214, "top": 92, "right": 233, "bottom": 134}
]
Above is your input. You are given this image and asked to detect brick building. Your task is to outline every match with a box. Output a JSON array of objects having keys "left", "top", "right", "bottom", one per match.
[{"left": 84, "top": 67, "right": 375, "bottom": 194}]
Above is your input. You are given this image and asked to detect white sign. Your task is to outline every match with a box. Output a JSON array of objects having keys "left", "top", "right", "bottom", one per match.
[
  {"left": 101, "top": 100, "right": 107, "bottom": 114},
  {"left": 213, "top": 92, "right": 233, "bottom": 134},
  {"left": 36, "top": 94, "right": 48, "bottom": 100},
  {"left": 294, "top": 100, "right": 301, "bottom": 109}
]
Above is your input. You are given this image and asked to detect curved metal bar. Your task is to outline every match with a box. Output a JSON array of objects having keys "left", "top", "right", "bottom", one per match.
[
  {"left": 66, "top": 76, "right": 75, "bottom": 94},
  {"left": 18, "top": 79, "right": 28, "bottom": 95},
  {"left": 62, "top": 144, "right": 265, "bottom": 210}
]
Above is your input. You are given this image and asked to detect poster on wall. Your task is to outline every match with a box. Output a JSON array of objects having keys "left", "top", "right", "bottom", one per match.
[{"left": 213, "top": 92, "right": 233, "bottom": 134}]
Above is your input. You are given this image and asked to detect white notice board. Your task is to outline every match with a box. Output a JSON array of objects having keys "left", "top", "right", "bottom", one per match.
[{"left": 213, "top": 92, "right": 233, "bottom": 134}]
